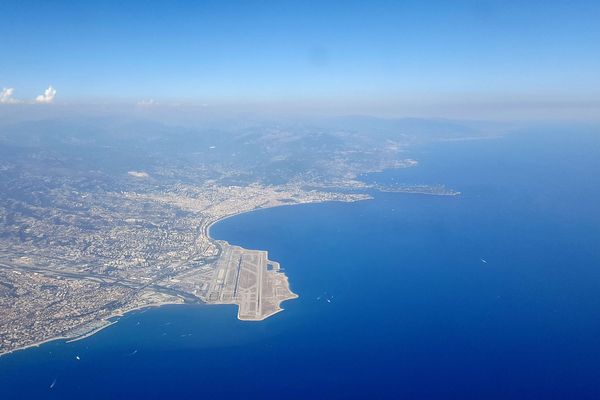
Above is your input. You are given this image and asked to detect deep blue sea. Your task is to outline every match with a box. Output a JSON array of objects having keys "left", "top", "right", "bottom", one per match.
[{"left": 2, "top": 128, "right": 600, "bottom": 399}]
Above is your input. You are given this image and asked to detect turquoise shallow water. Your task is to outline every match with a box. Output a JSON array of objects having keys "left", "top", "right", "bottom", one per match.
[{"left": 2, "top": 129, "right": 600, "bottom": 399}]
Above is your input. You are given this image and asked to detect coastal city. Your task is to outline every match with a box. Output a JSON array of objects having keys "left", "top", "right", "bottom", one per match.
[
  {"left": 2, "top": 1, "right": 599, "bottom": 398},
  {"left": 0, "top": 178, "right": 368, "bottom": 355},
  {"left": 0, "top": 113, "right": 468, "bottom": 356}
]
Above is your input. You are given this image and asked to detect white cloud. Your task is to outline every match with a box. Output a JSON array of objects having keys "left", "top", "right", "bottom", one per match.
[
  {"left": 0, "top": 88, "right": 20, "bottom": 104},
  {"left": 35, "top": 86, "right": 56, "bottom": 104}
]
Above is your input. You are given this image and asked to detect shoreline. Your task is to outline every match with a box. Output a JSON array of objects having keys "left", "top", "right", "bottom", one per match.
[
  {"left": 64, "top": 320, "right": 118, "bottom": 344},
  {"left": 0, "top": 197, "right": 370, "bottom": 358},
  {"left": 1, "top": 185, "right": 455, "bottom": 358},
  {"left": 0, "top": 335, "right": 71, "bottom": 358},
  {"left": 376, "top": 189, "right": 461, "bottom": 196},
  {"left": 0, "top": 301, "right": 188, "bottom": 358}
]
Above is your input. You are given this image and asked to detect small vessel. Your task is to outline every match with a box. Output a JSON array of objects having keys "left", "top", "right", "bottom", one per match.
[
  {"left": 75, "top": 355, "right": 80, "bottom": 360},
  {"left": 50, "top": 379, "right": 57, "bottom": 389},
  {"left": 480, "top": 258, "right": 488, "bottom": 264}
]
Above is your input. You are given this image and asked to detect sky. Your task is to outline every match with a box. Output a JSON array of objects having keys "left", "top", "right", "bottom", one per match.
[{"left": 1, "top": 0, "right": 599, "bottom": 119}]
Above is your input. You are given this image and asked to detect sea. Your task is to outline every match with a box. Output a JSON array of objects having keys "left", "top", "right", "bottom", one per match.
[{"left": 1, "top": 127, "right": 600, "bottom": 399}]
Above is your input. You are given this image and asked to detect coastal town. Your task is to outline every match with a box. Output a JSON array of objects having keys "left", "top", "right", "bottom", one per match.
[
  {"left": 0, "top": 179, "right": 369, "bottom": 355},
  {"left": 0, "top": 114, "right": 468, "bottom": 356}
]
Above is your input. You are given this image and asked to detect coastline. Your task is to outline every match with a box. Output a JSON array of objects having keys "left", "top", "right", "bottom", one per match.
[
  {"left": 376, "top": 189, "right": 461, "bottom": 196},
  {"left": 206, "top": 194, "right": 375, "bottom": 238},
  {"left": 236, "top": 289, "right": 300, "bottom": 322},
  {"left": 0, "top": 335, "right": 71, "bottom": 358},
  {"left": 0, "top": 301, "right": 187, "bottom": 359},
  {"left": 65, "top": 320, "right": 118, "bottom": 344},
  {"left": 0, "top": 196, "right": 370, "bottom": 358}
]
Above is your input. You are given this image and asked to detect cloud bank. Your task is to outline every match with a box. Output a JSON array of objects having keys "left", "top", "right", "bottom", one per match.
[
  {"left": 0, "top": 88, "right": 20, "bottom": 104},
  {"left": 35, "top": 86, "right": 56, "bottom": 104}
]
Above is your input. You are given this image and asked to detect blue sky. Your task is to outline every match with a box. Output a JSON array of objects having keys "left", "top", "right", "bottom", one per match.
[{"left": 1, "top": 0, "right": 599, "bottom": 117}]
